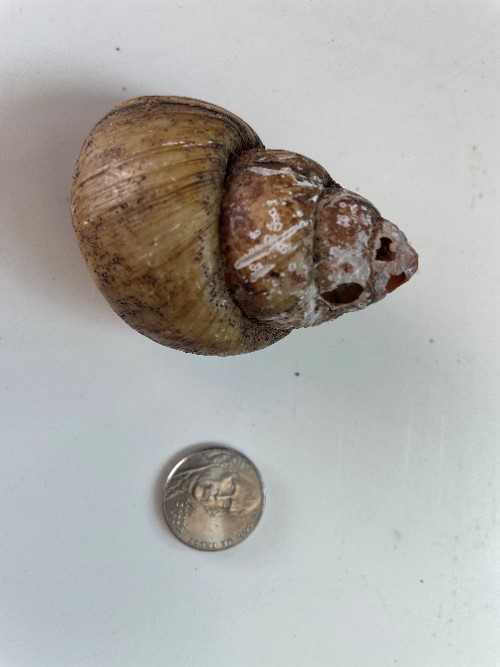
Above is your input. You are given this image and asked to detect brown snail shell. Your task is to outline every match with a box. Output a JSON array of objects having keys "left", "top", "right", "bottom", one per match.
[{"left": 71, "top": 96, "right": 418, "bottom": 356}]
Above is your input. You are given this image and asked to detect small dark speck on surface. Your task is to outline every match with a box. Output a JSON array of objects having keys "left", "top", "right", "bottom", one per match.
[
  {"left": 122, "top": 87, "right": 127, "bottom": 91},
  {"left": 420, "top": 579, "right": 424, "bottom": 584},
  {"left": 294, "top": 372, "right": 300, "bottom": 377},
  {"left": 429, "top": 337, "right": 435, "bottom": 343},
  {"left": 116, "top": 46, "right": 121, "bottom": 51}
]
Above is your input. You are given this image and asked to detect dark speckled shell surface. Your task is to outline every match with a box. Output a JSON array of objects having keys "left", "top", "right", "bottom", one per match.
[{"left": 71, "top": 96, "right": 289, "bottom": 355}]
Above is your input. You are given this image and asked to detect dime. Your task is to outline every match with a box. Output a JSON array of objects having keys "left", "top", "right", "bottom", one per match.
[{"left": 163, "top": 447, "right": 265, "bottom": 551}]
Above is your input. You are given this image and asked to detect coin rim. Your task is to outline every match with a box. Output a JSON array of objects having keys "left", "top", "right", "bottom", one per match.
[{"left": 162, "top": 445, "right": 265, "bottom": 552}]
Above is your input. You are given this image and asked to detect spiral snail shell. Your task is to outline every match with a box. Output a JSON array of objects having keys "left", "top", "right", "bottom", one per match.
[{"left": 71, "top": 96, "right": 418, "bottom": 356}]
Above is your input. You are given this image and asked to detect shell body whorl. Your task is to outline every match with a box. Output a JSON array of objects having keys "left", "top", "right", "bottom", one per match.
[
  {"left": 71, "top": 96, "right": 288, "bottom": 355},
  {"left": 71, "top": 96, "right": 418, "bottom": 356}
]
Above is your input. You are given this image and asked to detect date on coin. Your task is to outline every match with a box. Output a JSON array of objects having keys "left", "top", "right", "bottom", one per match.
[{"left": 163, "top": 447, "right": 264, "bottom": 551}]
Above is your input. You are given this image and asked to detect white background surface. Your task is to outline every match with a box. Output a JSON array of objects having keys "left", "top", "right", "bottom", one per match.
[{"left": 1, "top": 1, "right": 499, "bottom": 665}]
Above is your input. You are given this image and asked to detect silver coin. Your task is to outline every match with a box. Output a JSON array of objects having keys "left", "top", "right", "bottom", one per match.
[{"left": 163, "top": 446, "right": 265, "bottom": 551}]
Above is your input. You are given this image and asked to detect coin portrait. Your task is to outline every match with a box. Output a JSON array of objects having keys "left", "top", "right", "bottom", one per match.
[{"left": 163, "top": 447, "right": 264, "bottom": 551}]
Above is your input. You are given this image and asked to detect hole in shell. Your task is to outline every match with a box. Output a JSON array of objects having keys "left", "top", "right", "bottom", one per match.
[
  {"left": 376, "top": 236, "right": 396, "bottom": 262},
  {"left": 321, "top": 282, "right": 364, "bottom": 305},
  {"left": 386, "top": 272, "right": 407, "bottom": 293}
]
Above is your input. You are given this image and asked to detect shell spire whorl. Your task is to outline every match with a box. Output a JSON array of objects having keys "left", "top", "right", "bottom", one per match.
[{"left": 221, "top": 149, "right": 418, "bottom": 330}]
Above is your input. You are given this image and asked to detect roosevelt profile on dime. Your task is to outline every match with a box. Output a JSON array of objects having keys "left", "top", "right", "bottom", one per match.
[{"left": 163, "top": 447, "right": 264, "bottom": 550}]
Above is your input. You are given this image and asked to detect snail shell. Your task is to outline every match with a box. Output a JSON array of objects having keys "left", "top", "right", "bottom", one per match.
[{"left": 71, "top": 96, "right": 418, "bottom": 356}]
